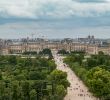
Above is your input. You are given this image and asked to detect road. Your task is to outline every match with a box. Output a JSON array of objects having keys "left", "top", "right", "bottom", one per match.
[{"left": 52, "top": 52, "right": 98, "bottom": 100}]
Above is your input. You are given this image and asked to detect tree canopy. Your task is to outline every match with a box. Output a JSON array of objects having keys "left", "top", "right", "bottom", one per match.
[{"left": 64, "top": 52, "right": 110, "bottom": 100}]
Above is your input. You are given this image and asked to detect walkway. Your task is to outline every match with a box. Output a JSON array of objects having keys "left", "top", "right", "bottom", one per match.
[{"left": 52, "top": 52, "right": 98, "bottom": 100}]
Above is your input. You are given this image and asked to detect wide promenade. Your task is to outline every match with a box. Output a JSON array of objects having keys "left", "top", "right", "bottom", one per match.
[{"left": 52, "top": 51, "right": 98, "bottom": 100}]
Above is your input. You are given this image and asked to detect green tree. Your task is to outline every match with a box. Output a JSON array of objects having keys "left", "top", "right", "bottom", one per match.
[
  {"left": 57, "top": 49, "right": 69, "bottom": 55},
  {"left": 56, "top": 85, "right": 66, "bottom": 100},
  {"left": 29, "top": 71, "right": 45, "bottom": 80},
  {"left": 29, "top": 89, "right": 37, "bottom": 100},
  {"left": 0, "top": 70, "right": 2, "bottom": 80},
  {"left": 8, "top": 56, "right": 17, "bottom": 65},
  {"left": 50, "top": 70, "right": 69, "bottom": 88},
  {"left": 86, "top": 67, "right": 110, "bottom": 99}
]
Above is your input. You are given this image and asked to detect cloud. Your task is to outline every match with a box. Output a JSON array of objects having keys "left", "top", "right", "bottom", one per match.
[
  {"left": 77, "top": 0, "right": 107, "bottom": 3},
  {"left": 0, "top": 22, "right": 110, "bottom": 39},
  {"left": 0, "top": 0, "right": 110, "bottom": 19}
]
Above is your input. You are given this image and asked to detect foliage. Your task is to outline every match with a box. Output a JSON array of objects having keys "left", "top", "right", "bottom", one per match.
[
  {"left": 39, "top": 48, "right": 52, "bottom": 55},
  {"left": 49, "top": 70, "right": 70, "bottom": 88},
  {"left": 23, "top": 51, "right": 37, "bottom": 55},
  {"left": 39, "top": 48, "right": 53, "bottom": 60},
  {"left": 86, "top": 67, "right": 110, "bottom": 98},
  {"left": 64, "top": 52, "right": 110, "bottom": 100},
  {"left": 0, "top": 54, "right": 68, "bottom": 100},
  {"left": 57, "top": 49, "right": 69, "bottom": 55}
]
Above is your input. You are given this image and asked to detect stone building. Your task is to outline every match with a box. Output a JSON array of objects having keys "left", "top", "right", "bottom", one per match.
[{"left": 1, "top": 38, "right": 110, "bottom": 55}]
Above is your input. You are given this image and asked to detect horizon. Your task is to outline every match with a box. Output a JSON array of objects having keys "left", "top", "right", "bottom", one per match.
[{"left": 1, "top": 35, "right": 110, "bottom": 40}]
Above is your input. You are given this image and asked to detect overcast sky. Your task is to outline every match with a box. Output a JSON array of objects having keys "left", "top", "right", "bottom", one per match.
[{"left": 0, "top": 0, "right": 110, "bottom": 39}]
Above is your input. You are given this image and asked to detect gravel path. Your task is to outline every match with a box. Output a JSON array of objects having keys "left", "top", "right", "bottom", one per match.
[{"left": 53, "top": 52, "right": 98, "bottom": 100}]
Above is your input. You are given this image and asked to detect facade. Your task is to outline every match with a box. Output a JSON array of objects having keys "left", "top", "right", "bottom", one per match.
[{"left": 0, "top": 37, "right": 110, "bottom": 55}]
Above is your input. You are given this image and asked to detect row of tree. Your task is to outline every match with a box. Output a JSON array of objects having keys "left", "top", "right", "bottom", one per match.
[
  {"left": 64, "top": 51, "right": 110, "bottom": 100},
  {"left": 23, "top": 48, "right": 53, "bottom": 59}
]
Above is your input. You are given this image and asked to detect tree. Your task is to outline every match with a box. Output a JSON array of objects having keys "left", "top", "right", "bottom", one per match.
[
  {"left": 56, "top": 85, "right": 66, "bottom": 99},
  {"left": 21, "top": 81, "right": 30, "bottom": 99},
  {"left": 86, "top": 58, "right": 98, "bottom": 68},
  {"left": 50, "top": 70, "right": 69, "bottom": 88},
  {"left": 57, "top": 49, "right": 69, "bottom": 55},
  {"left": 24, "top": 58, "right": 32, "bottom": 67},
  {"left": 39, "top": 48, "right": 52, "bottom": 56},
  {"left": 48, "top": 60, "right": 56, "bottom": 72},
  {"left": 8, "top": 56, "right": 17, "bottom": 65},
  {"left": 12, "top": 81, "right": 21, "bottom": 100},
  {"left": 29, "top": 89, "right": 37, "bottom": 100},
  {"left": 0, "top": 70, "right": 2, "bottom": 80},
  {"left": 0, "top": 54, "right": 68, "bottom": 100},
  {"left": 98, "top": 51, "right": 104, "bottom": 55},
  {"left": 86, "top": 67, "right": 110, "bottom": 99},
  {"left": 29, "top": 71, "right": 45, "bottom": 80}
]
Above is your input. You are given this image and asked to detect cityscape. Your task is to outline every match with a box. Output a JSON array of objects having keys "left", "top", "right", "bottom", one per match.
[
  {"left": 0, "top": 35, "right": 110, "bottom": 55},
  {"left": 0, "top": 0, "right": 110, "bottom": 100}
]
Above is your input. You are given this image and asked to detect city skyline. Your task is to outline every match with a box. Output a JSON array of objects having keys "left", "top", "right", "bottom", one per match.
[{"left": 0, "top": 0, "right": 110, "bottom": 38}]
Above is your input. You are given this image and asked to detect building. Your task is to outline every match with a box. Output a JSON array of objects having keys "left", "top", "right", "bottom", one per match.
[{"left": 1, "top": 36, "right": 110, "bottom": 55}]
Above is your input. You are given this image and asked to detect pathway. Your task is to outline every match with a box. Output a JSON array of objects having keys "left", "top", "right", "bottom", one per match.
[{"left": 52, "top": 51, "right": 98, "bottom": 100}]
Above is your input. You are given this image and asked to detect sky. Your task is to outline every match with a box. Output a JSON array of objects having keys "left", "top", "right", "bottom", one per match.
[{"left": 0, "top": 0, "right": 110, "bottom": 39}]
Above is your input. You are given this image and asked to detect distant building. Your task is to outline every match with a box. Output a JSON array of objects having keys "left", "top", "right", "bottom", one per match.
[{"left": 1, "top": 36, "right": 110, "bottom": 55}]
